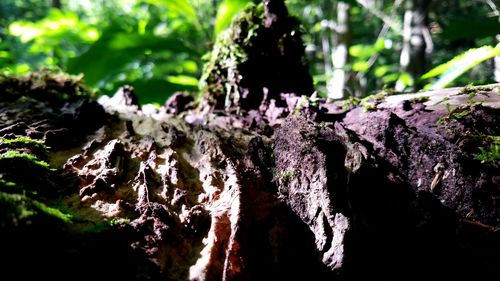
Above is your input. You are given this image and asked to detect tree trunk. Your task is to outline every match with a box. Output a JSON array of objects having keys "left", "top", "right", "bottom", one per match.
[
  {"left": 495, "top": 35, "right": 500, "bottom": 83},
  {"left": 398, "top": 0, "right": 432, "bottom": 90},
  {"left": 327, "top": 1, "right": 351, "bottom": 99}
]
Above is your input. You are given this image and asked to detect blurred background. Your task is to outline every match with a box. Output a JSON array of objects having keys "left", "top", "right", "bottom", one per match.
[{"left": 0, "top": 0, "right": 499, "bottom": 104}]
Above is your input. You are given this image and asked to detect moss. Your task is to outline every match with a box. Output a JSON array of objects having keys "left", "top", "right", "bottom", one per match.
[
  {"left": 0, "top": 69, "right": 93, "bottom": 104},
  {"left": 200, "top": 1, "right": 312, "bottom": 110},
  {"left": 458, "top": 84, "right": 493, "bottom": 96},
  {"left": 69, "top": 220, "right": 112, "bottom": 234},
  {"left": 200, "top": 3, "right": 264, "bottom": 108},
  {"left": 32, "top": 199, "right": 72, "bottom": 223},
  {"left": 475, "top": 136, "right": 500, "bottom": 163},
  {"left": 433, "top": 96, "right": 450, "bottom": 105},
  {"left": 341, "top": 96, "right": 361, "bottom": 110},
  {"left": 410, "top": 96, "right": 430, "bottom": 103},
  {"left": 109, "top": 217, "right": 131, "bottom": 226},
  {"left": 436, "top": 104, "right": 471, "bottom": 126},
  {"left": 360, "top": 91, "right": 389, "bottom": 112},
  {"left": 0, "top": 191, "right": 72, "bottom": 228},
  {"left": 0, "top": 150, "right": 56, "bottom": 196},
  {"left": 0, "top": 150, "right": 50, "bottom": 169},
  {"left": 274, "top": 169, "right": 296, "bottom": 182},
  {"left": 0, "top": 175, "right": 16, "bottom": 187},
  {"left": 0, "top": 136, "right": 47, "bottom": 149}
]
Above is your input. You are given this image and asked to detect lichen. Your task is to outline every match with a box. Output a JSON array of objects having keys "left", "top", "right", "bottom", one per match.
[{"left": 274, "top": 169, "right": 296, "bottom": 183}]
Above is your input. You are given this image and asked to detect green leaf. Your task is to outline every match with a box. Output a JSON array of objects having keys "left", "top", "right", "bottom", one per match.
[
  {"left": 167, "top": 75, "right": 199, "bottom": 87},
  {"left": 144, "top": 0, "right": 198, "bottom": 24},
  {"left": 396, "top": 72, "right": 414, "bottom": 87},
  {"left": 127, "top": 78, "right": 197, "bottom": 104},
  {"left": 67, "top": 31, "right": 196, "bottom": 86},
  {"left": 214, "top": 0, "right": 251, "bottom": 36},
  {"left": 352, "top": 61, "right": 369, "bottom": 72},
  {"left": 422, "top": 44, "right": 500, "bottom": 90},
  {"left": 374, "top": 66, "right": 390, "bottom": 77},
  {"left": 8, "top": 9, "right": 99, "bottom": 43}
]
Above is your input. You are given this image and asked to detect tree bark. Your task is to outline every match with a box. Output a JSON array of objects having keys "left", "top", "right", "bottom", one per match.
[{"left": 1, "top": 71, "right": 499, "bottom": 280}]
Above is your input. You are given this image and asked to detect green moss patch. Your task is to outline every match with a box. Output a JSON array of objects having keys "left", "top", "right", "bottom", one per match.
[
  {"left": 201, "top": 4, "right": 264, "bottom": 107},
  {"left": 0, "top": 191, "right": 72, "bottom": 228},
  {"left": 200, "top": 2, "right": 313, "bottom": 110}
]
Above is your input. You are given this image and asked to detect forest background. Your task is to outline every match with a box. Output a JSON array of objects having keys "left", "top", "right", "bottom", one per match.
[{"left": 1, "top": 0, "right": 499, "bottom": 104}]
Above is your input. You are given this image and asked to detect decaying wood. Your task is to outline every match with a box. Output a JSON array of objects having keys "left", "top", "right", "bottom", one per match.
[{"left": 1, "top": 71, "right": 499, "bottom": 280}]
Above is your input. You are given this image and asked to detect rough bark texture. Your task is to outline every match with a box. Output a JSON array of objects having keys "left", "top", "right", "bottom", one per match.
[
  {"left": 1, "top": 72, "right": 499, "bottom": 281},
  {"left": 1, "top": 1, "right": 500, "bottom": 280}
]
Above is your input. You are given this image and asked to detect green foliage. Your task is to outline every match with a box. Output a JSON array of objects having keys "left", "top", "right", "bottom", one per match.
[
  {"left": 3, "top": 9, "right": 99, "bottom": 75},
  {"left": 441, "top": 18, "right": 500, "bottom": 41},
  {"left": 67, "top": 31, "right": 196, "bottom": 87},
  {"left": 214, "top": 0, "right": 252, "bottom": 36},
  {"left": 475, "top": 136, "right": 500, "bottom": 163},
  {"left": 422, "top": 44, "right": 500, "bottom": 90},
  {"left": 144, "top": 0, "right": 198, "bottom": 25},
  {"left": 436, "top": 104, "right": 471, "bottom": 126},
  {"left": 1, "top": 0, "right": 499, "bottom": 103}
]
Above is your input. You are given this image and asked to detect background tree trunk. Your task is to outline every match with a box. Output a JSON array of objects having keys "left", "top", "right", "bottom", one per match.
[
  {"left": 398, "top": 0, "right": 432, "bottom": 90},
  {"left": 495, "top": 35, "right": 500, "bottom": 82},
  {"left": 328, "top": 1, "right": 351, "bottom": 99}
]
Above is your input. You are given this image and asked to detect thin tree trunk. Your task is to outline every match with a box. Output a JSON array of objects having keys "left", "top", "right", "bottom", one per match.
[
  {"left": 328, "top": 1, "right": 350, "bottom": 99},
  {"left": 397, "top": 0, "right": 432, "bottom": 90},
  {"left": 495, "top": 35, "right": 500, "bottom": 82}
]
